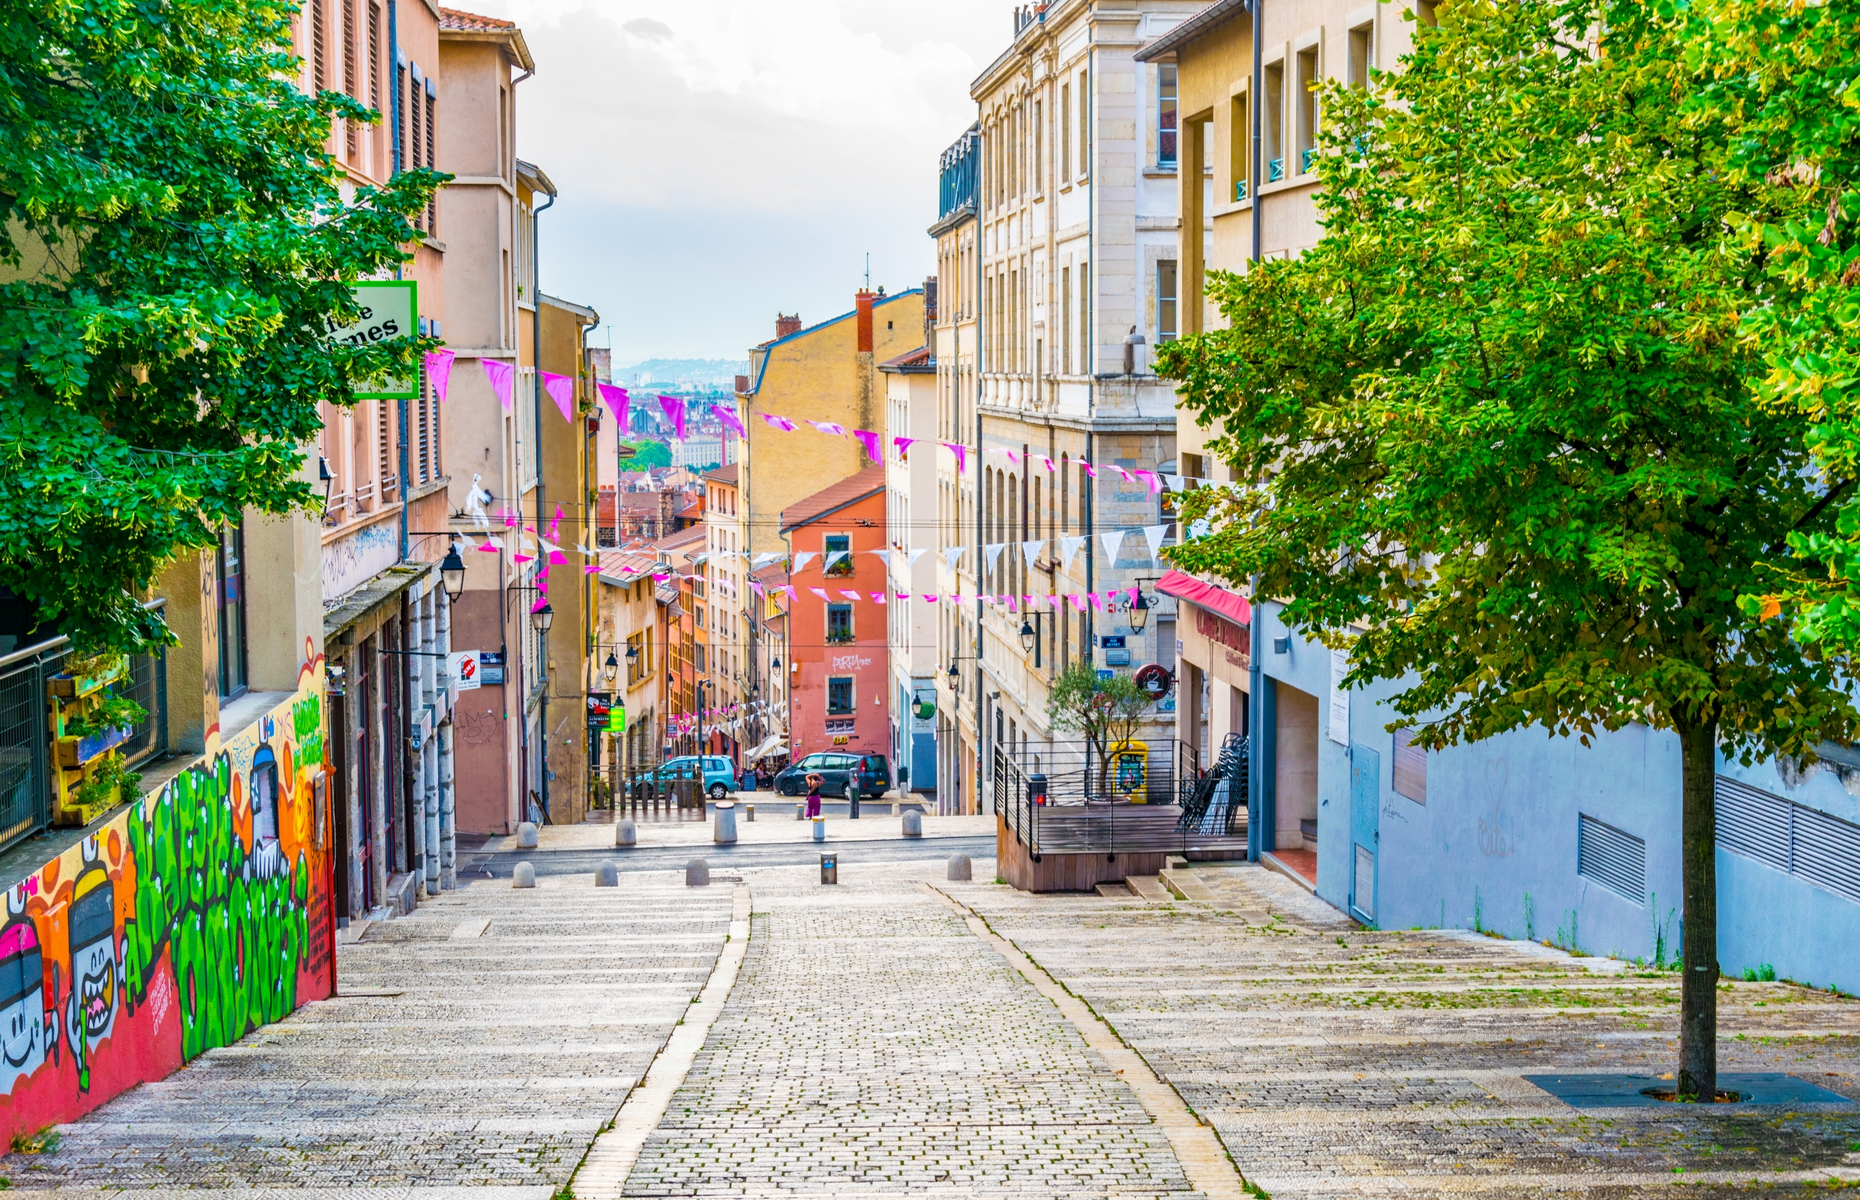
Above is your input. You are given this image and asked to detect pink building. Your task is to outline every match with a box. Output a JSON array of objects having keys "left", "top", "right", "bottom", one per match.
[{"left": 781, "top": 467, "right": 889, "bottom": 761}]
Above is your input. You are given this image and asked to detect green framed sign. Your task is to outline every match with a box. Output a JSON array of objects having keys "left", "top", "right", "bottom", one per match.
[{"left": 327, "top": 280, "right": 419, "bottom": 399}]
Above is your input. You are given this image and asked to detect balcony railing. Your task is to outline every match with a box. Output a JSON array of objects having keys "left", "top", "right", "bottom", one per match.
[{"left": 0, "top": 604, "right": 169, "bottom": 854}]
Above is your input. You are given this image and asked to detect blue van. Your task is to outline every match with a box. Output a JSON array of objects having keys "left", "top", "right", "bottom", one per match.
[{"left": 646, "top": 756, "right": 737, "bottom": 800}]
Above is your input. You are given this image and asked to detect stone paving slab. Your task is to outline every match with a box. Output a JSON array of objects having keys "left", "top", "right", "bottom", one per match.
[
  {"left": 953, "top": 861, "right": 1860, "bottom": 1199},
  {"left": 2, "top": 872, "right": 733, "bottom": 1193},
  {"left": 615, "top": 860, "right": 1209, "bottom": 1200}
]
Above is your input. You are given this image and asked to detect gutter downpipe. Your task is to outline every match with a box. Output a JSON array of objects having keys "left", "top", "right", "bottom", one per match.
[
  {"left": 1247, "top": 0, "right": 1265, "bottom": 864},
  {"left": 532, "top": 182, "right": 557, "bottom": 820},
  {"left": 974, "top": 115, "right": 986, "bottom": 816}
]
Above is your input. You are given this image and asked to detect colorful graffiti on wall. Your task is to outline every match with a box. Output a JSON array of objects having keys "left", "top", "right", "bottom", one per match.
[{"left": 0, "top": 656, "right": 331, "bottom": 1140}]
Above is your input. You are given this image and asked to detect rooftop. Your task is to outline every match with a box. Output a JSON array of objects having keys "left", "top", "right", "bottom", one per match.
[
  {"left": 703, "top": 463, "right": 740, "bottom": 486},
  {"left": 780, "top": 465, "right": 886, "bottom": 532}
]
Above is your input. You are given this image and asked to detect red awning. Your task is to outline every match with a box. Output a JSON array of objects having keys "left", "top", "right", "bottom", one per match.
[{"left": 1156, "top": 569, "right": 1252, "bottom": 626}]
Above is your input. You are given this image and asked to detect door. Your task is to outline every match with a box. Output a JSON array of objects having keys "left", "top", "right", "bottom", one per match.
[
  {"left": 1349, "top": 742, "right": 1379, "bottom": 925},
  {"left": 355, "top": 647, "right": 376, "bottom": 911}
]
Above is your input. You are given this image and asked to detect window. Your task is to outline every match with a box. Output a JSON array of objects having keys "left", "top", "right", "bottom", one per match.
[
  {"left": 827, "top": 676, "right": 854, "bottom": 714},
  {"left": 1416, "top": 0, "right": 1438, "bottom": 27},
  {"left": 695, "top": 643, "right": 706, "bottom": 673},
  {"left": 1158, "top": 64, "right": 1178, "bottom": 168},
  {"left": 1296, "top": 45, "right": 1320, "bottom": 175},
  {"left": 1078, "top": 69, "right": 1090, "bottom": 176},
  {"left": 1264, "top": 60, "right": 1284, "bottom": 182},
  {"left": 1392, "top": 728, "right": 1426, "bottom": 802},
  {"left": 1060, "top": 266, "right": 1071, "bottom": 373},
  {"left": 1157, "top": 260, "right": 1178, "bottom": 343},
  {"left": 827, "top": 603, "right": 854, "bottom": 644},
  {"left": 368, "top": 1, "right": 381, "bottom": 107},
  {"left": 217, "top": 521, "right": 248, "bottom": 699},
  {"left": 343, "top": 0, "right": 358, "bottom": 153},
  {"left": 1079, "top": 262, "right": 1090, "bottom": 370},
  {"left": 425, "top": 84, "right": 437, "bottom": 230},
  {"left": 1230, "top": 91, "right": 1250, "bottom": 201},
  {"left": 1060, "top": 82, "right": 1071, "bottom": 178},
  {"left": 1033, "top": 98, "right": 1043, "bottom": 193},
  {"left": 1349, "top": 22, "right": 1374, "bottom": 90},
  {"left": 824, "top": 533, "right": 853, "bottom": 576},
  {"left": 311, "top": 0, "right": 327, "bottom": 92}
]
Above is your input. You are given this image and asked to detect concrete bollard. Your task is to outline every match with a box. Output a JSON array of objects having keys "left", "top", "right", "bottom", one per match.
[
  {"left": 891, "top": 801, "right": 900, "bottom": 817},
  {"left": 811, "top": 815, "right": 826, "bottom": 842},
  {"left": 902, "top": 809, "right": 923, "bottom": 838},
  {"left": 947, "top": 853, "right": 972, "bottom": 882},
  {"left": 516, "top": 822, "right": 538, "bottom": 850},
  {"left": 595, "top": 861, "right": 619, "bottom": 887},
  {"left": 714, "top": 801, "right": 738, "bottom": 844},
  {"left": 686, "top": 858, "right": 710, "bottom": 886},
  {"left": 616, "top": 818, "right": 637, "bottom": 847},
  {"left": 512, "top": 861, "right": 537, "bottom": 888},
  {"left": 796, "top": 803, "right": 805, "bottom": 821},
  {"left": 745, "top": 804, "right": 755, "bottom": 822}
]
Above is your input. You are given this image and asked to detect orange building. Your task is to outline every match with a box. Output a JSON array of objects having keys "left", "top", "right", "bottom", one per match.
[{"left": 780, "top": 467, "right": 889, "bottom": 762}]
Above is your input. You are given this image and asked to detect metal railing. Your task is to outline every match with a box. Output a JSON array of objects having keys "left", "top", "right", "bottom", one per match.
[
  {"left": 0, "top": 605, "right": 169, "bottom": 854},
  {"left": 993, "top": 738, "right": 1248, "bottom": 858}
]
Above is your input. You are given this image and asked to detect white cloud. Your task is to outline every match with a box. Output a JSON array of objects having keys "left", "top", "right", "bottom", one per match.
[{"left": 476, "top": 0, "right": 1005, "bottom": 359}]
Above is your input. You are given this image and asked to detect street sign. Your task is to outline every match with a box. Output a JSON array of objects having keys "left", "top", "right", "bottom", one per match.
[
  {"left": 327, "top": 280, "right": 418, "bottom": 399},
  {"left": 1134, "top": 662, "right": 1174, "bottom": 700},
  {"left": 448, "top": 651, "right": 481, "bottom": 692},
  {"left": 478, "top": 650, "right": 505, "bottom": 685},
  {"left": 608, "top": 705, "right": 626, "bottom": 733}
]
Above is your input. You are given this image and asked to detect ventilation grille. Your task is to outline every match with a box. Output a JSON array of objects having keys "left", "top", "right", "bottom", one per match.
[
  {"left": 1717, "top": 776, "right": 1860, "bottom": 905},
  {"left": 1578, "top": 813, "right": 1646, "bottom": 904}
]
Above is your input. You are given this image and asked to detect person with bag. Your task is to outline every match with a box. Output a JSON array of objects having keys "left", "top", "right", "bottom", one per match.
[{"left": 804, "top": 773, "right": 824, "bottom": 820}]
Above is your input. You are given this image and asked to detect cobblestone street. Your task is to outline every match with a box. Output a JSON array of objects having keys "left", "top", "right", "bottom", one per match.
[{"left": 4, "top": 854, "right": 1858, "bottom": 1198}]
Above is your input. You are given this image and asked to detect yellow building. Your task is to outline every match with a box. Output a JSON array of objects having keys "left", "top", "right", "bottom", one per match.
[{"left": 740, "top": 290, "right": 925, "bottom": 558}]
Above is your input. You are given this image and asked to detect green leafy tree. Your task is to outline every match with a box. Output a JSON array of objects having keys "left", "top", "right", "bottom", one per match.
[
  {"left": 1045, "top": 661, "right": 1153, "bottom": 791},
  {"left": 1685, "top": 0, "right": 1860, "bottom": 645},
  {"left": 1156, "top": 0, "right": 1860, "bottom": 1099},
  {"left": 1, "top": 0, "right": 442, "bottom": 654},
  {"left": 621, "top": 440, "right": 674, "bottom": 471}
]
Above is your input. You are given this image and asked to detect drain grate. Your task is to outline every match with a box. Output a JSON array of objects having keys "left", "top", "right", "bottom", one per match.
[{"left": 1525, "top": 1072, "right": 1856, "bottom": 1108}]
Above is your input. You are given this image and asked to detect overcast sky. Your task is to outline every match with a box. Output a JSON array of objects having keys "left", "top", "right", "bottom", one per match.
[{"left": 490, "top": 0, "right": 1008, "bottom": 365}]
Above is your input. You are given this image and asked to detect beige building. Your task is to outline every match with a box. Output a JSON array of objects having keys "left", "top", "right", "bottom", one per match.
[
  {"left": 937, "top": 0, "right": 1199, "bottom": 814},
  {"left": 739, "top": 291, "right": 925, "bottom": 559},
  {"left": 698, "top": 465, "right": 756, "bottom": 764},
  {"left": 880, "top": 331, "right": 940, "bottom": 799},
  {"left": 595, "top": 545, "right": 665, "bottom": 794},
  {"left": 1139, "top": 0, "right": 1428, "bottom": 846}
]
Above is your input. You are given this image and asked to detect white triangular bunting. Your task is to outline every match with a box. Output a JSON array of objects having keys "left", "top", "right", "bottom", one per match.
[
  {"left": 1144, "top": 523, "right": 1170, "bottom": 563},
  {"left": 1100, "top": 529, "right": 1126, "bottom": 564}
]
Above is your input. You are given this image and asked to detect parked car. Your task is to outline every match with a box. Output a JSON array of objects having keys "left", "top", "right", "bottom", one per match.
[
  {"left": 773, "top": 752, "right": 891, "bottom": 802},
  {"left": 640, "top": 755, "right": 737, "bottom": 800}
]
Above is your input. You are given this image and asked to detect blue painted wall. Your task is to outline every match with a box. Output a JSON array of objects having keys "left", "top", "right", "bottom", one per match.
[{"left": 1254, "top": 600, "right": 1860, "bottom": 994}]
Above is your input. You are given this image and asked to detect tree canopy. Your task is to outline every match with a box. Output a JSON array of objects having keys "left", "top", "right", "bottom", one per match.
[
  {"left": 1156, "top": 0, "right": 1860, "bottom": 1099},
  {"left": 0, "top": 0, "right": 441, "bottom": 653}
]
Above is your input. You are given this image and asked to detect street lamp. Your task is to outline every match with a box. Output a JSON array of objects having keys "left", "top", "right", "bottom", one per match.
[
  {"left": 319, "top": 456, "right": 335, "bottom": 509},
  {"left": 1019, "top": 620, "right": 1037, "bottom": 654},
  {"left": 1128, "top": 590, "right": 1151, "bottom": 634},
  {"left": 947, "top": 661, "right": 960, "bottom": 688},
  {"left": 604, "top": 652, "right": 620, "bottom": 686},
  {"left": 439, "top": 544, "right": 467, "bottom": 602},
  {"left": 531, "top": 603, "right": 554, "bottom": 634},
  {"left": 1123, "top": 326, "right": 1147, "bottom": 376}
]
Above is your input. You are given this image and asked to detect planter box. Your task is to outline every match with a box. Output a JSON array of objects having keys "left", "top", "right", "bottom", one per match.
[{"left": 55, "top": 723, "right": 131, "bottom": 769}]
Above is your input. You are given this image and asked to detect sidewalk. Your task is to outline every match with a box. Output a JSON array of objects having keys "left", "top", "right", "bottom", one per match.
[{"left": 480, "top": 809, "right": 996, "bottom": 853}]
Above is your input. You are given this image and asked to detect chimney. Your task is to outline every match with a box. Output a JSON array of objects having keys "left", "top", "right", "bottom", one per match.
[
  {"left": 734, "top": 374, "right": 749, "bottom": 395},
  {"left": 923, "top": 276, "right": 938, "bottom": 323},
  {"left": 855, "top": 290, "right": 876, "bottom": 354},
  {"left": 775, "top": 313, "right": 802, "bottom": 339}
]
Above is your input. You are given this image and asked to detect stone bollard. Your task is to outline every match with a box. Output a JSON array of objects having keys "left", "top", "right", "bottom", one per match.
[
  {"left": 891, "top": 801, "right": 900, "bottom": 817},
  {"left": 714, "top": 801, "right": 738, "bottom": 844},
  {"left": 595, "top": 861, "right": 619, "bottom": 887},
  {"left": 616, "top": 818, "right": 637, "bottom": 848},
  {"left": 745, "top": 804, "right": 755, "bottom": 822},
  {"left": 516, "top": 822, "right": 539, "bottom": 850},
  {"left": 811, "top": 815, "right": 826, "bottom": 842},
  {"left": 686, "top": 858, "right": 710, "bottom": 887},
  {"left": 902, "top": 809, "right": 923, "bottom": 838},
  {"left": 947, "top": 853, "right": 972, "bottom": 882},
  {"left": 512, "top": 861, "right": 537, "bottom": 888},
  {"left": 796, "top": 803, "right": 805, "bottom": 821}
]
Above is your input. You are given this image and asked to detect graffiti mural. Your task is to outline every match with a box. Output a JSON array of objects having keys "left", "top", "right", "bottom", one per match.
[{"left": 0, "top": 656, "right": 332, "bottom": 1140}]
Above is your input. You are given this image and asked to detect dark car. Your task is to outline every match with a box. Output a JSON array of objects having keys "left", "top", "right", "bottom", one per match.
[{"left": 774, "top": 752, "right": 891, "bottom": 802}]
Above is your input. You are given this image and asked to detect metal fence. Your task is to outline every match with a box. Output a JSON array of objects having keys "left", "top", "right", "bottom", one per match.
[
  {"left": 992, "top": 738, "right": 1248, "bottom": 858},
  {"left": 0, "top": 613, "right": 168, "bottom": 855}
]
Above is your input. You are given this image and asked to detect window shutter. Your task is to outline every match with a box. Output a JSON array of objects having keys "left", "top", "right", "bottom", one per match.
[{"left": 1577, "top": 814, "right": 1646, "bottom": 904}]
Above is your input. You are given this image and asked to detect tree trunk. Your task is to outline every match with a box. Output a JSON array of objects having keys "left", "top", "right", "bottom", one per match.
[{"left": 1677, "top": 717, "right": 1719, "bottom": 1101}]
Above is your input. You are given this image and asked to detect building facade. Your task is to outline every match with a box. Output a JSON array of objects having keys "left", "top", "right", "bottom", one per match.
[
  {"left": 780, "top": 468, "right": 890, "bottom": 766},
  {"left": 1149, "top": 0, "right": 1860, "bottom": 992},
  {"left": 881, "top": 337, "right": 940, "bottom": 796}
]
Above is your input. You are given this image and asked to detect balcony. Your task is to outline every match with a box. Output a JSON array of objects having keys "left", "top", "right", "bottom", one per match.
[
  {"left": 991, "top": 736, "right": 1249, "bottom": 891},
  {"left": 0, "top": 613, "right": 170, "bottom": 855}
]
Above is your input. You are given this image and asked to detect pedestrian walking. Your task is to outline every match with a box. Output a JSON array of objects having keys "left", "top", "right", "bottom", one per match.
[{"left": 804, "top": 773, "right": 823, "bottom": 819}]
